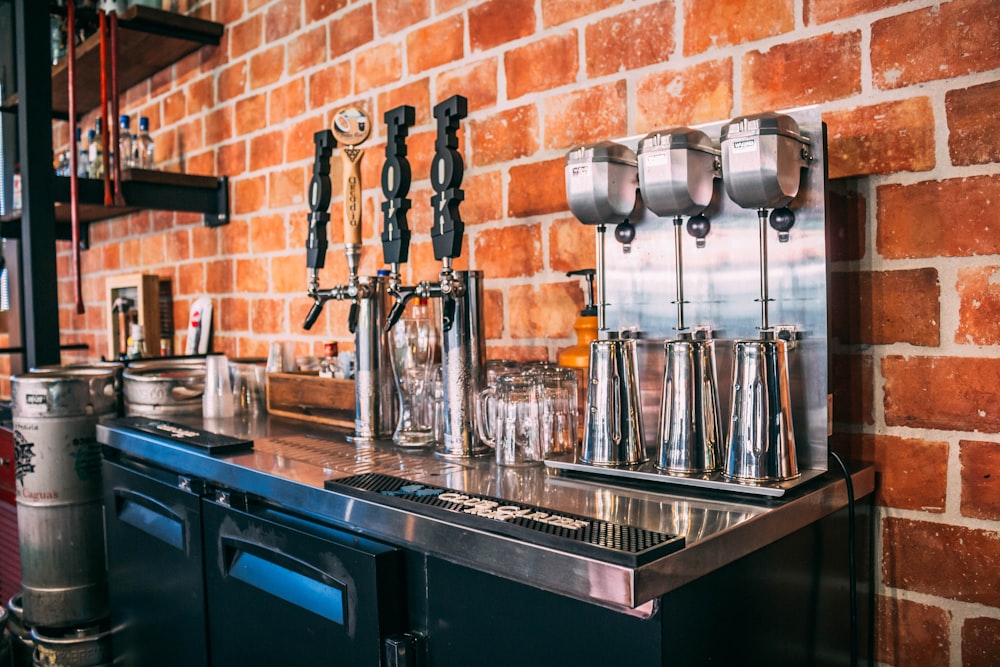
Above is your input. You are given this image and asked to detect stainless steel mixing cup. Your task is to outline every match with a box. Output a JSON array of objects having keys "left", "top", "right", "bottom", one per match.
[
  {"left": 655, "top": 338, "right": 722, "bottom": 475},
  {"left": 724, "top": 338, "right": 799, "bottom": 483},
  {"left": 580, "top": 338, "right": 646, "bottom": 466}
]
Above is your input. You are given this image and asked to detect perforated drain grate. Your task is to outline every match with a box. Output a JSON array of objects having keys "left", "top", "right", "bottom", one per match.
[{"left": 326, "top": 472, "right": 685, "bottom": 567}]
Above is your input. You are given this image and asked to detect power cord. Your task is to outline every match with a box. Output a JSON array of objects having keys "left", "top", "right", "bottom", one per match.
[{"left": 829, "top": 449, "right": 858, "bottom": 667}]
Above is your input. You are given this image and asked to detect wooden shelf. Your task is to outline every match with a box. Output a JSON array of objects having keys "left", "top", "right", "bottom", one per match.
[
  {"left": 1, "top": 6, "right": 223, "bottom": 118},
  {"left": 0, "top": 168, "right": 229, "bottom": 241}
]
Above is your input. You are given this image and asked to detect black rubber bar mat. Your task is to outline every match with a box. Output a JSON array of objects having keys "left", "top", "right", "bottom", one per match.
[{"left": 107, "top": 417, "right": 253, "bottom": 454}]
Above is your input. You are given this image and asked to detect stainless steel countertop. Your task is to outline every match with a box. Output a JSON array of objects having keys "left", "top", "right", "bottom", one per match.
[{"left": 97, "top": 415, "right": 873, "bottom": 615}]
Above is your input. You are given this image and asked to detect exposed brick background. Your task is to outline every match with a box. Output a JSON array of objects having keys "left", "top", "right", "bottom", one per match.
[{"left": 37, "top": 1, "right": 1000, "bottom": 663}]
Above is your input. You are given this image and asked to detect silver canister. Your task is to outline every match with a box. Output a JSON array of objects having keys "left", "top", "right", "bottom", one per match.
[
  {"left": 580, "top": 337, "right": 646, "bottom": 466},
  {"left": 655, "top": 338, "right": 722, "bottom": 475},
  {"left": 11, "top": 369, "right": 117, "bottom": 628},
  {"left": 565, "top": 141, "right": 639, "bottom": 226},
  {"left": 637, "top": 127, "right": 720, "bottom": 218},
  {"left": 720, "top": 112, "right": 811, "bottom": 210},
  {"left": 122, "top": 358, "right": 206, "bottom": 417},
  {"left": 353, "top": 274, "right": 397, "bottom": 441},
  {"left": 31, "top": 623, "right": 112, "bottom": 667},
  {"left": 724, "top": 338, "right": 799, "bottom": 483}
]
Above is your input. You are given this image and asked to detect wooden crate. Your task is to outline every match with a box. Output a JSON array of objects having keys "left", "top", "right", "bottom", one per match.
[{"left": 266, "top": 372, "right": 355, "bottom": 428}]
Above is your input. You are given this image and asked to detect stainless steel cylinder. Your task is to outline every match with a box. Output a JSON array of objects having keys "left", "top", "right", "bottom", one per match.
[
  {"left": 353, "top": 275, "right": 397, "bottom": 441},
  {"left": 31, "top": 623, "right": 111, "bottom": 667},
  {"left": 122, "top": 358, "right": 205, "bottom": 417},
  {"left": 724, "top": 339, "right": 799, "bottom": 483},
  {"left": 581, "top": 338, "right": 646, "bottom": 466},
  {"left": 7, "top": 595, "right": 34, "bottom": 667},
  {"left": 439, "top": 271, "right": 488, "bottom": 458},
  {"left": 655, "top": 339, "right": 722, "bottom": 475},
  {"left": 11, "top": 369, "right": 117, "bottom": 628}
]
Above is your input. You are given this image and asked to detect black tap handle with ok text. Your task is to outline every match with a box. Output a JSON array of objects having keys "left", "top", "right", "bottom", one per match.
[
  {"left": 307, "top": 130, "right": 336, "bottom": 271},
  {"left": 430, "top": 95, "right": 468, "bottom": 261}
]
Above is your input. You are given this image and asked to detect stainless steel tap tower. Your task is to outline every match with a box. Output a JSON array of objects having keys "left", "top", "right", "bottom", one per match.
[{"left": 302, "top": 109, "right": 396, "bottom": 442}]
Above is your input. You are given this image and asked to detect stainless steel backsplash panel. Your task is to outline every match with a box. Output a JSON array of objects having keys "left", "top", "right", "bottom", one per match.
[{"left": 603, "top": 106, "right": 828, "bottom": 473}]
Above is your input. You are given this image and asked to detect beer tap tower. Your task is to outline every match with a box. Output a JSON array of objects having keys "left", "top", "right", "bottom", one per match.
[
  {"left": 382, "top": 95, "right": 488, "bottom": 458},
  {"left": 302, "top": 109, "right": 396, "bottom": 443}
]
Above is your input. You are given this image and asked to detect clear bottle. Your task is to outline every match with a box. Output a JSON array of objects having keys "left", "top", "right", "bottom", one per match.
[
  {"left": 89, "top": 118, "right": 104, "bottom": 179},
  {"left": 126, "top": 323, "right": 146, "bottom": 359},
  {"left": 319, "top": 341, "right": 341, "bottom": 378},
  {"left": 137, "top": 116, "right": 154, "bottom": 169},
  {"left": 78, "top": 129, "right": 91, "bottom": 178},
  {"left": 11, "top": 162, "right": 21, "bottom": 212},
  {"left": 118, "top": 115, "right": 133, "bottom": 169}
]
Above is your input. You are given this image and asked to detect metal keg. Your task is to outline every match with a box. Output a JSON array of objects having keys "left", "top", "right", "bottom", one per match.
[
  {"left": 1, "top": 602, "right": 11, "bottom": 666},
  {"left": 33, "top": 363, "right": 125, "bottom": 417},
  {"left": 122, "top": 357, "right": 205, "bottom": 417},
  {"left": 7, "top": 595, "right": 35, "bottom": 667},
  {"left": 31, "top": 623, "right": 111, "bottom": 667},
  {"left": 11, "top": 369, "right": 117, "bottom": 628}
]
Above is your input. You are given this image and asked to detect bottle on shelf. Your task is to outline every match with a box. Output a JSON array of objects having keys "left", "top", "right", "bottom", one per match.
[
  {"left": 89, "top": 118, "right": 104, "bottom": 179},
  {"left": 126, "top": 323, "right": 147, "bottom": 359},
  {"left": 137, "top": 116, "right": 154, "bottom": 169},
  {"left": 11, "top": 162, "right": 21, "bottom": 212},
  {"left": 319, "top": 341, "right": 344, "bottom": 378},
  {"left": 118, "top": 115, "right": 133, "bottom": 169},
  {"left": 78, "top": 128, "right": 91, "bottom": 178}
]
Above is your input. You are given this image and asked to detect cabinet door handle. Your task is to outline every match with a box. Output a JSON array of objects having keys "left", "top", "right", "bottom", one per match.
[{"left": 114, "top": 488, "right": 186, "bottom": 551}]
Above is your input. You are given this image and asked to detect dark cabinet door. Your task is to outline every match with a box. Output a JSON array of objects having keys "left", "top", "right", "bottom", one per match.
[
  {"left": 202, "top": 498, "right": 406, "bottom": 667},
  {"left": 103, "top": 458, "right": 209, "bottom": 667}
]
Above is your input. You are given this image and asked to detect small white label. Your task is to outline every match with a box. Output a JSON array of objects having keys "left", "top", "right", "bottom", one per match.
[{"left": 732, "top": 138, "right": 757, "bottom": 153}]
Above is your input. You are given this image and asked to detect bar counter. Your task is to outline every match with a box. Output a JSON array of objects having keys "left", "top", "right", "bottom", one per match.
[{"left": 97, "top": 413, "right": 873, "bottom": 614}]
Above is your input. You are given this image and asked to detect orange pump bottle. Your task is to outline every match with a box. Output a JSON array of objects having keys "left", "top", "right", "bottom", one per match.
[{"left": 558, "top": 269, "right": 598, "bottom": 438}]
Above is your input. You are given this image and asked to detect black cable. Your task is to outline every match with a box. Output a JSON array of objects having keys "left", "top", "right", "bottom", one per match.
[{"left": 829, "top": 449, "right": 858, "bottom": 667}]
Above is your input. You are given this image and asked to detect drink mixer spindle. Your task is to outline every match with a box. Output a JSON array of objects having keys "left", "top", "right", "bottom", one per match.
[
  {"left": 636, "top": 127, "right": 723, "bottom": 475},
  {"left": 719, "top": 111, "right": 812, "bottom": 483}
]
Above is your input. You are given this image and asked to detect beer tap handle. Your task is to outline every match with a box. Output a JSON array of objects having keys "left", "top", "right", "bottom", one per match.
[
  {"left": 332, "top": 106, "right": 372, "bottom": 278},
  {"left": 348, "top": 302, "right": 359, "bottom": 335},
  {"left": 381, "top": 105, "right": 416, "bottom": 266},
  {"left": 306, "top": 130, "right": 336, "bottom": 273},
  {"left": 430, "top": 95, "right": 468, "bottom": 261},
  {"left": 303, "top": 297, "right": 325, "bottom": 331},
  {"left": 385, "top": 285, "right": 417, "bottom": 332},
  {"left": 441, "top": 294, "right": 457, "bottom": 331}
]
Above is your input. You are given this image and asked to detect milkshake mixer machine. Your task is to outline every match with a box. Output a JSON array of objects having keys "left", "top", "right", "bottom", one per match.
[{"left": 303, "top": 96, "right": 487, "bottom": 457}]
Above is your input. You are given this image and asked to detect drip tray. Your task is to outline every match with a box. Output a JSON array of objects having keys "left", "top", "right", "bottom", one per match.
[
  {"left": 544, "top": 454, "right": 825, "bottom": 498},
  {"left": 326, "top": 472, "right": 685, "bottom": 567}
]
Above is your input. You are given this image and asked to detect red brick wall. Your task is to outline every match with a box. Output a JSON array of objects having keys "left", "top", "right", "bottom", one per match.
[{"left": 46, "top": 0, "right": 1000, "bottom": 662}]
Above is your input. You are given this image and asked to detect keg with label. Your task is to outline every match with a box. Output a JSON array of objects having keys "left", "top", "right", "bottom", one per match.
[{"left": 11, "top": 369, "right": 117, "bottom": 628}]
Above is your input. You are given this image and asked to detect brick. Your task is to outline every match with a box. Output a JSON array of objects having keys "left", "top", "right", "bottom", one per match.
[
  {"left": 140, "top": 234, "right": 165, "bottom": 267},
  {"left": 191, "top": 225, "right": 221, "bottom": 259},
  {"left": 743, "top": 31, "right": 861, "bottom": 110},
  {"left": 309, "top": 61, "right": 353, "bottom": 110},
  {"left": 489, "top": 345, "right": 550, "bottom": 362},
  {"left": 251, "top": 298, "right": 287, "bottom": 335},
  {"left": 164, "top": 229, "right": 191, "bottom": 263},
  {"left": 237, "top": 258, "right": 269, "bottom": 293},
  {"left": 408, "top": 15, "right": 464, "bottom": 75},
  {"left": 435, "top": 58, "right": 498, "bottom": 113},
  {"left": 289, "top": 25, "right": 327, "bottom": 76},
  {"left": 474, "top": 224, "right": 543, "bottom": 278},
  {"left": 377, "top": 80, "right": 431, "bottom": 127},
  {"left": 233, "top": 175, "right": 267, "bottom": 215},
  {"left": 270, "top": 254, "right": 303, "bottom": 294},
  {"left": 872, "top": 0, "right": 1000, "bottom": 90},
  {"left": 470, "top": 105, "right": 539, "bottom": 167},
  {"left": 469, "top": 0, "right": 535, "bottom": 52},
  {"left": 218, "top": 296, "right": 250, "bottom": 332},
  {"left": 376, "top": 0, "right": 430, "bottom": 35},
  {"left": 286, "top": 118, "right": 331, "bottom": 163},
  {"left": 186, "top": 151, "right": 214, "bottom": 176},
  {"left": 542, "top": 0, "right": 620, "bottom": 27},
  {"left": 330, "top": 6, "right": 373, "bottom": 60},
  {"left": 268, "top": 166, "right": 306, "bottom": 209},
  {"left": 229, "top": 15, "right": 261, "bottom": 59},
  {"left": 155, "top": 129, "right": 177, "bottom": 166},
  {"left": 187, "top": 75, "right": 214, "bottom": 116},
  {"left": 178, "top": 117, "right": 205, "bottom": 153},
  {"left": 963, "top": 617, "right": 1000, "bottom": 667},
  {"left": 876, "top": 595, "right": 950, "bottom": 667},
  {"left": 508, "top": 282, "right": 580, "bottom": 339},
  {"left": 250, "top": 130, "right": 285, "bottom": 171},
  {"left": 508, "top": 158, "right": 566, "bottom": 218},
  {"left": 235, "top": 94, "right": 267, "bottom": 135},
  {"left": 265, "top": 1, "right": 301, "bottom": 42},
  {"left": 217, "top": 140, "right": 246, "bottom": 177},
  {"left": 877, "top": 175, "right": 1000, "bottom": 259},
  {"left": 824, "top": 97, "right": 935, "bottom": 179},
  {"left": 177, "top": 262, "right": 206, "bottom": 295},
  {"left": 960, "top": 439, "right": 1000, "bottom": 520},
  {"left": 205, "top": 258, "right": 234, "bottom": 294},
  {"left": 872, "top": 434, "right": 949, "bottom": 511},
  {"left": 462, "top": 172, "right": 504, "bottom": 226},
  {"left": 686, "top": 0, "right": 792, "bottom": 55},
  {"left": 250, "top": 44, "right": 285, "bottom": 90},
  {"left": 248, "top": 214, "right": 287, "bottom": 254},
  {"left": 805, "top": 0, "right": 906, "bottom": 24},
  {"left": 481, "top": 288, "right": 506, "bottom": 339},
  {"left": 545, "top": 80, "right": 627, "bottom": 149},
  {"left": 505, "top": 32, "right": 578, "bottom": 100},
  {"left": 946, "top": 79, "right": 1000, "bottom": 167},
  {"left": 882, "top": 517, "right": 1000, "bottom": 607},
  {"left": 218, "top": 61, "right": 247, "bottom": 103},
  {"left": 828, "top": 268, "right": 939, "bottom": 346},
  {"left": 356, "top": 42, "right": 403, "bottom": 92},
  {"left": 549, "top": 216, "right": 593, "bottom": 273},
  {"left": 587, "top": 2, "right": 673, "bottom": 76},
  {"left": 269, "top": 77, "right": 306, "bottom": 125},
  {"left": 220, "top": 219, "right": 250, "bottom": 257},
  {"left": 205, "top": 106, "right": 232, "bottom": 146},
  {"left": 306, "top": 0, "right": 348, "bottom": 23},
  {"left": 215, "top": 1, "right": 244, "bottom": 24},
  {"left": 956, "top": 265, "right": 1000, "bottom": 345},
  {"left": 883, "top": 355, "right": 1000, "bottom": 433},
  {"left": 830, "top": 352, "right": 874, "bottom": 426},
  {"left": 162, "top": 90, "right": 186, "bottom": 127},
  {"left": 636, "top": 59, "right": 734, "bottom": 133},
  {"left": 825, "top": 182, "right": 865, "bottom": 262}
]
